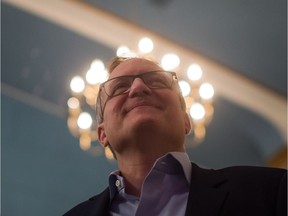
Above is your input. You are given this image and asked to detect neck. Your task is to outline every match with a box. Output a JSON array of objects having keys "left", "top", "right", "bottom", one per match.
[
  {"left": 117, "top": 155, "right": 155, "bottom": 196},
  {"left": 116, "top": 147, "right": 184, "bottom": 196}
]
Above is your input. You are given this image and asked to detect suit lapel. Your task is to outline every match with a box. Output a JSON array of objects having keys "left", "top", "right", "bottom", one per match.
[
  {"left": 85, "top": 188, "right": 111, "bottom": 216},
  {"left": 185, "top": 163, "right": 228, "bottom": 216}
]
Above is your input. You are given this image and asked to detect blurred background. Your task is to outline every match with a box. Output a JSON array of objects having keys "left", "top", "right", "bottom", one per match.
[{"left": 1, "top": 0, "right": 287, "bottom": 215}]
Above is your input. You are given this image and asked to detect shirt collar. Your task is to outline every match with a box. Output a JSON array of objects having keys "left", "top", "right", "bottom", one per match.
[
  {"left": 108, "top": 151, "right": 192, "bottom": 200},
  {"left": 167, "top": 152, "right": 192, "bottom": 184}
]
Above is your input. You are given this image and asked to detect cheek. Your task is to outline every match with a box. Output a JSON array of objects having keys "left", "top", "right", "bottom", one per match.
[
  {"left": 165, "top": 92, "right": 183, "bottom": 111},
  {"left": 103, "top": 96, "right": 126, "bottom": 121},
  {"left": 166, "top": 94, "right": 187, "bottom": 125}
]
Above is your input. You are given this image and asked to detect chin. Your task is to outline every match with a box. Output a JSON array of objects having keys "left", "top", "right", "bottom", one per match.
[
  {"left": 128, "top": 115, "right": 161, "bottom": 132},
  {"left": 133, "top": 116, "right": 159, "bottom": 127}
]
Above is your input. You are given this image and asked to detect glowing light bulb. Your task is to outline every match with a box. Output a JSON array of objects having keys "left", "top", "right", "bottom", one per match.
[
  {"left": 70, "top": 76, "right": 85, "bottom": 93},
  {"left": 190, "top": 103, "right": 205, "bottom": 120},
  {"left": 116, "top": 46, "right": 130, "bottom": 57},
  {"left": 138, "top": 37, "right": 154, "bottom": 53},
  {"left": 178, "top": 80, "right": 191, "bottom": 97},
  {"left": 90, "top": 59, "right": 105, "bottom": 71},
  {"left": 187, "top": 64, "right": 202, "bottom": 81},
  {"left": 86, "top": 68, "right": 98, "bottom": 85},
  {"left": 86, "top": 59, "right": 106, "bottom": 85},
  {"left": 86, "top": 68, "right": 108, "bottom": 85},
  {"left": 161, "top": 53, "right": 180, "bottom": 70},
  {"left": 67, "top": 97, "right": 80, "bottom": 109},
  {"left": 199, "top": 83, "right": 214, "bottom": 99},
  {"left": 77, "top": 112, "right": 93, "bottom": 129},
  {"left": 98, "top": 69, "right": 108, "bottom": 83}
]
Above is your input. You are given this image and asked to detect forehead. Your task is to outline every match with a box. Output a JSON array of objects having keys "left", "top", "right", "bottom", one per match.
[{"left": 110, "top": 58, "right": 163, "bottom": 78}]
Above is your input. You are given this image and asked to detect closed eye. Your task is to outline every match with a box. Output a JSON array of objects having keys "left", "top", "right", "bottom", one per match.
[
  {"left": 109, "top": 80, "right": 131, "bottom": 96},
  {"left": 145, "top": 75, "right": 170, "bottom": 88}
]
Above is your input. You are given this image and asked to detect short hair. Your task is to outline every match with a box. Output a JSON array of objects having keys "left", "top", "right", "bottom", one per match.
[{"left": 108, "top": 56, "right": 131, "bottom": 73}]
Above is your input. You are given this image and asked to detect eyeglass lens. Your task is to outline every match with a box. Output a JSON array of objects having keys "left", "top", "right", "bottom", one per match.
[{"left": 103, "top": 71, "right": 175, "bottom": 97}]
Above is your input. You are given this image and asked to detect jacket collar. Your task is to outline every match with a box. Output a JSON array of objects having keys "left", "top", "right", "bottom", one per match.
[
  {"left": 84, "top": 188, "right": 110, "bottom": 216},
  {"left": 185, "top": 163, "right": 228, "bottom": 216}
]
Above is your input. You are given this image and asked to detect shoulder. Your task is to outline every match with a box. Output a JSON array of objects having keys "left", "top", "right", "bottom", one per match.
[
  {"left": 192, "top": 162, "right": 287, "bottom": 189},
  {"left": 193, "top": 162, "right": 286, "bottom": 179},
  {"left": 220, "top": 166, "right": 287, "bottom": 193},
  {"left": 63, "top": 188, "right": 110, "bottom": 216},
  {"left": 218, "top": 165, "right": 287, "bottom": 181},
  {"left": 191, "top": 164, "right": 287, "bottom": 215}
]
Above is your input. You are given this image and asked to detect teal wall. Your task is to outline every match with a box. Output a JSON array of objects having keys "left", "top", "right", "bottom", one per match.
[{"left": 2, "top": 94, "right": 117, "bottom": 215}]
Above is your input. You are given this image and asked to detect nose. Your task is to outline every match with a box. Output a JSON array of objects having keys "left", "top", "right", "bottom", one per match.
[{"left": 128, "top": 77, "right": 152, "bottom": 97}]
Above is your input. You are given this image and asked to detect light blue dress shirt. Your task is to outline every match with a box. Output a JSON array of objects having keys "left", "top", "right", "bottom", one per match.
[{"left": 109, "top": 152, "right": 192, "bottom": 216}]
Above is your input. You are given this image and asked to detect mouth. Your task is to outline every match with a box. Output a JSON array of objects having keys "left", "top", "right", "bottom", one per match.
[{"left": 124, "top": 101, "right": 161, "bottom": 114}]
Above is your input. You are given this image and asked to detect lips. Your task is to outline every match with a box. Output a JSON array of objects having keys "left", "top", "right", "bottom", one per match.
[{"left": 124, "top": 100, "right": 162, "bottom": 114}]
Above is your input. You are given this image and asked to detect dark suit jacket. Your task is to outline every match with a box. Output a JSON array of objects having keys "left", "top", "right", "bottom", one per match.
[{"left": 64, "top": 163, "right": 287, "bottom": 216}]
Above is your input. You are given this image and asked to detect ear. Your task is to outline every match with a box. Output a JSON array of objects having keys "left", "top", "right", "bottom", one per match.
[
  {"left": 184, "top": 112, "right": 192, "bottom": 135},
  {"left": 97, "top": 123, "right": 109, "bottom": 148}
]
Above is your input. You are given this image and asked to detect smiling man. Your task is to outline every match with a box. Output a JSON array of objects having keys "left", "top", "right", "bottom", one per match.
[{"left": 64, "top": 56, "right": 287, "bottom": 216}]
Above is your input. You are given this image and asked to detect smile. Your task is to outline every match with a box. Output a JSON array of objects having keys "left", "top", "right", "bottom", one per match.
[{"left": 124, "top": 101, "right": 161, "bottom": 114}]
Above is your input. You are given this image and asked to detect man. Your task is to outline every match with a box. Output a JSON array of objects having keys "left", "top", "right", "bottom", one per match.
[{"left": 64, "top": 56, "right": 287, "bottom": 216}]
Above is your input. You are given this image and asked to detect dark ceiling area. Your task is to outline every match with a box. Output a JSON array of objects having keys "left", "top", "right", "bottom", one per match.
[{"left": 1, "top": 1, "right": 287, "bottom": 215}]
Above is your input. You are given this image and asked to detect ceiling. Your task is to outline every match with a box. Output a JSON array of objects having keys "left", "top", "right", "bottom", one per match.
[{"left": 1, "top": 0, "right": 287, "bottom": 215}]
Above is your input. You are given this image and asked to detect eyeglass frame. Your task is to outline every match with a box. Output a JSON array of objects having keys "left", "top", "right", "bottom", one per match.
[{"left": 96, "top": 70, "right": 178, "bottom": 123}]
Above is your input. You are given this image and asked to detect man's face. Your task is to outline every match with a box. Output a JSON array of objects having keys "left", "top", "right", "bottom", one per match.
[{"left": 97, "top": 58, "right": 191, "bottom": 156}]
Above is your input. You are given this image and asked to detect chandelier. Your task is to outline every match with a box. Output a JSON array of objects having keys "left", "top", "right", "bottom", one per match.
[{"left": 67, "top": 37, "right": 214, "bottom": 159}]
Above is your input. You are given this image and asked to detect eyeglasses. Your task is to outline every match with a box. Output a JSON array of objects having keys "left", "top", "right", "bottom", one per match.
[
  {"left": 96, "top": 70, "right": 178, "bottom": 120},
  {"left": 101, "top": 70, "right": 177, "bottom": 97}
]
